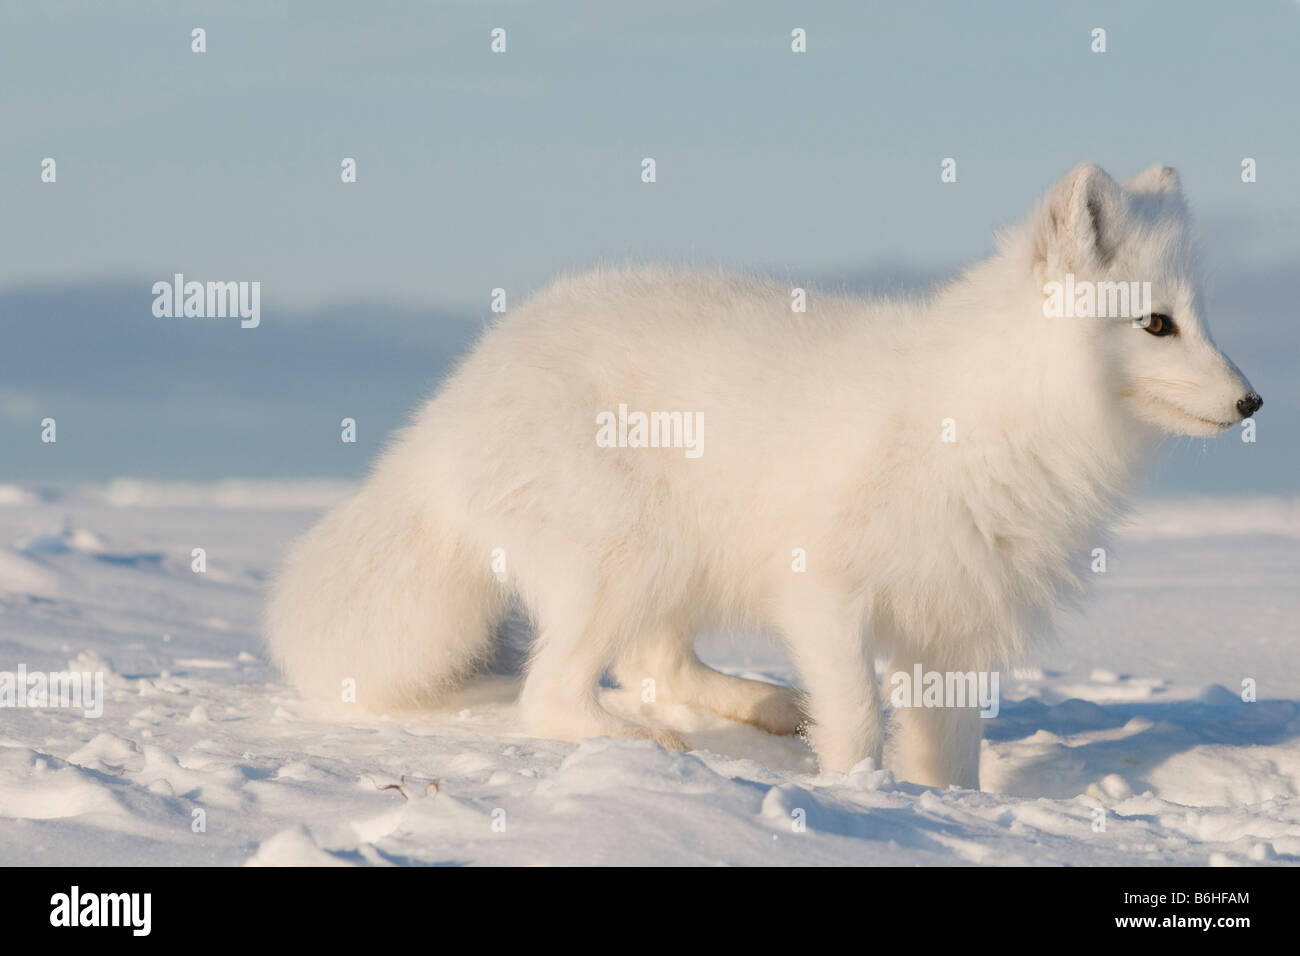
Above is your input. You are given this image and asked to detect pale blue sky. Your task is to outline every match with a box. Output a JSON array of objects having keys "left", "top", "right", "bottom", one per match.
[
  {"left": 3, "top": 0, "right": 1299, "bottom": 308},
  {"left": 1, "top": 1, "right": 1297, "bottom": 491}
]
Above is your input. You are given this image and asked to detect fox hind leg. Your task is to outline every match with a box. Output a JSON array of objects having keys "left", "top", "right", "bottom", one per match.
[
  {"left": 615, "top": 628, "right": 805, "bottom": 736},
  {"left": 517, "top": 587, "right": 687, "bottom": 750}
]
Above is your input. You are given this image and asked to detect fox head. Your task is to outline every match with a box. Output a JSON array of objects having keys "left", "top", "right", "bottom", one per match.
[{"left": 1029, "top": 162, "right": 1260, "bottom": 437}]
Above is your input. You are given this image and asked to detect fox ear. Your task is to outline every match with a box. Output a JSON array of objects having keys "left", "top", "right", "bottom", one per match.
[
  {"left": 1036, "top": 162, "right": 1125, "bottom": 270},
  {"left": 1125, "top": 163, "right": 1180, "bottom": 195}
]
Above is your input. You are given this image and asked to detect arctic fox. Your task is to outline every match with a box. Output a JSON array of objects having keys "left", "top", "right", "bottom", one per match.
[{"left": 267, "top": 163, "right": 1261, "bottom": 788}]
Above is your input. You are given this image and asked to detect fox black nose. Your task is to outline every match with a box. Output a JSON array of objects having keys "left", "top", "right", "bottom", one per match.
[{"left": 1237, "top": 392, "right": 1263, "bottom": 418}]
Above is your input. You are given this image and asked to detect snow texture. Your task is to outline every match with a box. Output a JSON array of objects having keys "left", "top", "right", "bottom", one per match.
[{"left": 1, "top": 484, "right": 1298, "bottom": 865}]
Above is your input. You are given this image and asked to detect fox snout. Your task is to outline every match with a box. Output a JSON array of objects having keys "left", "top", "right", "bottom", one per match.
[{"left": 1237, "top": 391, "right": 1263, "bottom": 418}]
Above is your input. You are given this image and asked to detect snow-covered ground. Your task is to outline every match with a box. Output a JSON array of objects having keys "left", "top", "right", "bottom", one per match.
[{"left": 1, "top": 481, "right": 1298, "bottom": 866}]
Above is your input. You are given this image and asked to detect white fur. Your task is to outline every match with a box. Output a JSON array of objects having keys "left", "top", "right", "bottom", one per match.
[{"left": 266, "top": 163, "right": 1257, "bottom": 788}]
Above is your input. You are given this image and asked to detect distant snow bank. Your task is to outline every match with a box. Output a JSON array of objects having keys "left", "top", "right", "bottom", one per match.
[
  {"left": 2, "top": 481, "right": 1297, "bottom": 536},
  {"left": 1117, "top": 496, "right": 1300, "bottom": 539},
  {"left": 0, "top": 479, "right": 357, "bottom": 510}
]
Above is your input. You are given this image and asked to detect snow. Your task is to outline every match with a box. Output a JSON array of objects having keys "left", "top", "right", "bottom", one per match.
[{"left": 1, "top": 484, "right": 1298, "bottom": 865}]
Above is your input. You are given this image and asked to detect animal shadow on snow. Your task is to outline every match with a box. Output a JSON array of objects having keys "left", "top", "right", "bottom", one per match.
[{"left": 985, "top": 693, "right": 1300, "bottom": 799}]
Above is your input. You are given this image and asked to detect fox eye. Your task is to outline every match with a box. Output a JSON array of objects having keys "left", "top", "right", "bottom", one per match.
[{"left": 1141, "top": 313, "right": 1178, "bottom": 337}]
